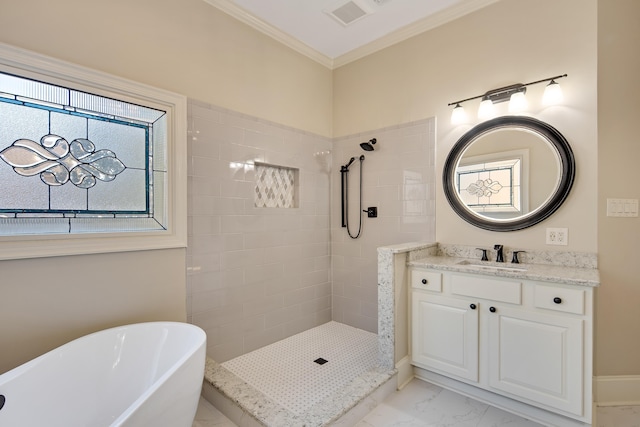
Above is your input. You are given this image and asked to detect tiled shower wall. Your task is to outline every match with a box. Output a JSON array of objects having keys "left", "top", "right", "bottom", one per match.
[
  {"left": 187, "top": 100, "right": 332, "bottom": 362},
  {"left": 331, "top": 119, "right": 436, "bottom": 333}
]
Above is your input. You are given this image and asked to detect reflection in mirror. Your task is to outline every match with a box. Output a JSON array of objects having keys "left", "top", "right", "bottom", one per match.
[
  {"left": 457, "top": 150, "right": 526, "bottom": 218},
  {"left": 456, "top": 128, "right": 560, "bottom": 219},
  {"left": 443, "top": 116, "right": 575, "bottom": 231}
]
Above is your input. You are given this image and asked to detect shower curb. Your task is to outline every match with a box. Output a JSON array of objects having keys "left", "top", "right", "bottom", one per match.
[{"left": 203, "top": 356, "right": 397, "bottom": 426}]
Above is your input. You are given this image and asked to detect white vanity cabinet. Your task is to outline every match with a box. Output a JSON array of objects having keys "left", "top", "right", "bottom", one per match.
[
  {"left": 410, "top": 267, "right": 593, "bottom": 424},
  {"left": 486, "top": 302, "right": 585, "bottom": 416},
  {"left": 412, "top": 292, "right": 479, "bottom": 382}
]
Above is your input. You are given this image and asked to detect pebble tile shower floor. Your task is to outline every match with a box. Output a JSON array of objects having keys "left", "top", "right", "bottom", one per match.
[{"left": 221, "top": 321, "right": 378, "bottom": 416}]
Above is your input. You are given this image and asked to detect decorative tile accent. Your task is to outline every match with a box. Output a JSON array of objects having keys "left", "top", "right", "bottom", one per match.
[{"left": 254, "top": 163, "right": 297, "bottom": 208}]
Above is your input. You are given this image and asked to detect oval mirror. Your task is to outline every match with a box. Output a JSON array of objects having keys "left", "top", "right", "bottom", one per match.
[{"left": 443, "top": 116, "right": 575, "bottom": 231}]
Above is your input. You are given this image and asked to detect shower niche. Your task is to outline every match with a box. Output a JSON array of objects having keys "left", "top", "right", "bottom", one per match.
[{"left": 254, "top": 162, "right": 299, "bottom": 208}]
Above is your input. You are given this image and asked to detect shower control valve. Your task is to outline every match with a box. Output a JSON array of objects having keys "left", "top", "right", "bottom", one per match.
[{"left": 364, "top": 207, "right": 378, "bottom": 218}]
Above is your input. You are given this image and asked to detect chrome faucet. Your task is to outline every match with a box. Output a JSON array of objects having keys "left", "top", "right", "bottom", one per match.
[{"left": 494, "top": 244, "right": 504, "bottom": 262}]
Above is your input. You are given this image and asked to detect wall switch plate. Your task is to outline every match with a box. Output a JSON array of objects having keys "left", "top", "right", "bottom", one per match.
[
  {"left": 546, "top": 227, "right": 568, "bottom": 245},
  {"left": 607, "top": 198, "right": 639, "bottom": 217}
]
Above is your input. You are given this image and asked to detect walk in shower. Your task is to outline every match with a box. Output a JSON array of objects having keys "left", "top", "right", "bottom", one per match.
[{"left": 187, "top": 100, "right": 436, "bottom": 426}]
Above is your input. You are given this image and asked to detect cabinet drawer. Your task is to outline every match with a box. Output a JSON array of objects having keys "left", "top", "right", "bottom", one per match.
[
  {"left": 411, "top": 269, "right": 442, "bottom": 292},
  {"left": 451, "top": 274, "right": 521, "bottom": 304},
  {"left": 535, "top": 285, "right": 585, "bottom": 315}
]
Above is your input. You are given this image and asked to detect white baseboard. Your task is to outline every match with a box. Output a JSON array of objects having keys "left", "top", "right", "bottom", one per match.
[
  {"left": 595, "top": 375, "right": 640, "bottom": 406},
  {"left": 396, "top": 356, "right": 414, "bottom": 390}
]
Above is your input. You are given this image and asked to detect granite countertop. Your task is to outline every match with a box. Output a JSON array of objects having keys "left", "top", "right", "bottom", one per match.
[{"left": 408, "top": 255, "right": 600, "bottom": 287}]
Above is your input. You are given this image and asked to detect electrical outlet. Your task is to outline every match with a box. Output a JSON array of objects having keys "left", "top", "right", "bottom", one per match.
[{"left": 546, "top": 228, "right": 568, "bottom": 246}]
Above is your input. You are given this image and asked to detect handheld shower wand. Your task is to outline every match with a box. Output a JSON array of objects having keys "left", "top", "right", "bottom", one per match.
[{"left": 341, "top": 157, "right": 356, "bottom": 171}]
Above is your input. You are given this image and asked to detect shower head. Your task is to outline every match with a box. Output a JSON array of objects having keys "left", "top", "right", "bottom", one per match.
[{"left": 360, "top": 138, "right": 377, "bottom": 151}]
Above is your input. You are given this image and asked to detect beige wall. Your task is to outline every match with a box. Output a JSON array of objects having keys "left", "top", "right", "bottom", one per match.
[
  {"left": 334, "top": 0, "right": 640, "bottom": 377},
  {"left": 597, "top": 0, "right": 640, "bottom": 376},
  {"left": 0, "top": 249, "right": 186, "bottom": 373},
  {"left": 0, "top": 0, "right": 332, "bottom": 373}
]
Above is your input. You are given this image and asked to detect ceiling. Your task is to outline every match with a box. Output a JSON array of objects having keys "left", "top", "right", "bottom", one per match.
[{"left": 203, "top": 0, "right": 499, "bottom": 68}]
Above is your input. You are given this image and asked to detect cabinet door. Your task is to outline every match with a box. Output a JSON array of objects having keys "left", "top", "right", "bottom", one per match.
[
  {"left": 412, "top": 292, "right": 479, "bottom": 382},
  {"left": 487, "top": 305, "right": 584, "bottom": 416}
]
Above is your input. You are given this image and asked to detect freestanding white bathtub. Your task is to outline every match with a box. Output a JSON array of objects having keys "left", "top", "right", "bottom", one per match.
[{"left": 0, "top": 321, "right": 206, "bottom": 427}]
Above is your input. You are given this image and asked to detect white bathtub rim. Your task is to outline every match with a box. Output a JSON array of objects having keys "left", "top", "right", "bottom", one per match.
[
  {"left": 0, "top": 321, "right": 204, "bottom": 381},
  {"left": 0, "top": 321, "right": 206, "bottom": 427}
]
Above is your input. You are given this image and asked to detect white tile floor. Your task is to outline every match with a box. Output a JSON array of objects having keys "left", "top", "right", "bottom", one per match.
[
  {"left": 194, "top": 379, "right": 640, "bottom": 427},
  {"left": 353, "top": 379, "right": 542, "bottom": 427}
]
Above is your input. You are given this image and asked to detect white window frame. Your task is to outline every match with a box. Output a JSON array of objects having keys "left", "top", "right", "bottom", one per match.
[{"left": 0, "top": 43, "right": 187, "bottom": 260}]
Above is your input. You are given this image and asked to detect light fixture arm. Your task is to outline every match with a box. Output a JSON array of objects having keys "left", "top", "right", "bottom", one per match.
[{"left": 447, "top": 74, "right": 567, "bottom": 107}]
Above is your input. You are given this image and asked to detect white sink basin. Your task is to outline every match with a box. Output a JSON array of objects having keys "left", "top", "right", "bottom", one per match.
[{"left": 456, "top": 260, "right": 527, "bottom": 272}]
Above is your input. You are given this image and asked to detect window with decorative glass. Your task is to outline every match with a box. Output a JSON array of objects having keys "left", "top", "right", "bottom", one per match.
[{"left": 0, "top": 44, "right": 186, "bottom": 260}]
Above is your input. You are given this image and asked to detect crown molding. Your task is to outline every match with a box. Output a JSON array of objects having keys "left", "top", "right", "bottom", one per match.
[
  {"left": 202, "top": 0, "right": 499, "bottom": 70},
  {"left": 202, "top": 0, "right": 334, "bottom": 69}
]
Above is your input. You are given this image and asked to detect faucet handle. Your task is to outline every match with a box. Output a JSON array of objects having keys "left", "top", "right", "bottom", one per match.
[
  {"left": 476, "top": 248, "right": 489, "bottom": 261},
  {"left": 511, "top": 250, "right": 526, "bottom": 264}
]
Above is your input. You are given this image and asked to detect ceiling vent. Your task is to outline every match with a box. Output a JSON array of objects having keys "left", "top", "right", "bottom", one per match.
[{"left": 325, "top": 0, "right": 374, "bottom": 26}]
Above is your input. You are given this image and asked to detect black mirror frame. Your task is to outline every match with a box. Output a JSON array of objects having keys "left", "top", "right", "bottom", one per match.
[{"left": 443, "top": 116, "right": 575, "bottom": 232}]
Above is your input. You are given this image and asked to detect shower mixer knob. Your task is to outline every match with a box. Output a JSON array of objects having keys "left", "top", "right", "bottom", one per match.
[{"left": 363, "top": 207, "right": 378, "bottom": 218}]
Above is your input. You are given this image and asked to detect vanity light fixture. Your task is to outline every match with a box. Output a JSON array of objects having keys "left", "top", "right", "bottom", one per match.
[
  {"left": 451, "top": 103, "right": 467, "bottom": 125},
  {"left": 542, "top": 79, "right": 564, "bottom": 106},
  {"left": 448, "top": 74, "right": 567, "bottom": 124},
  {"left": 477, "top": 97, "right": 495, "bottom": 120},
  {"left": 508, "top": 91, "right": 528, "bottom": 113}
]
